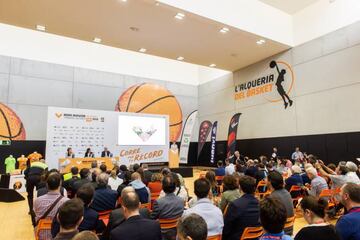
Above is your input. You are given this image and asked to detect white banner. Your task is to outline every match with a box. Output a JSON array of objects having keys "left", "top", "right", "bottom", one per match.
[
  {"left": 9, "top": 174, "right": 26, "bottom": 193},
  {"left": 46, "top": 107, "right": 169, "bottom": 169},
  {"left": 179, "top": 110, "right": 197, "bottom": 164}
]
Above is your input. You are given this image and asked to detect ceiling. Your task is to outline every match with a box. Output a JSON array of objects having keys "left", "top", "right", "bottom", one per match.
[
  {"left": 259, "top": 0, "right": 320, "bottom": 14},
  {"left": 0, "top": 0, "right": 290, "bottom": 71}
]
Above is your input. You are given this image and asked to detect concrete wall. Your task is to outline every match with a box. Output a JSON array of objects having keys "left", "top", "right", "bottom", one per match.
[{"left": 198, "top": 20, "right": 360, "bottom": 141}]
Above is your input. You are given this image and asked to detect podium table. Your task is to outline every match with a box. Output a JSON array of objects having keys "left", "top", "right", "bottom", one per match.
[{"left": 59, "top": 157, "right": 119, "bottom": 173}]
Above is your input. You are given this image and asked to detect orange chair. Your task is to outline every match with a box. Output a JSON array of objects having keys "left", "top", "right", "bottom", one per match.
[
  {"left": 117, "top": 197, "right": 122, "bottom": 207},
  {"left": 215, "top": 176, "right": 224, "bottom": 194},
  {"left": 319, "top": 189, "right": 337, "bottom": 208},
  {"left": 150, "top": 192, "right": 160, "bottom": 209},
  {"left": 284, "top": 216, "right": 296, "bottom": 229},
  {"left": 240, "top": 226, "right": 264, "bottom": 240},
  {"left": 35, "top": 218, "right": 52, "bottom": 240},
  {"left": 98, "top": 210, "right": 112, "bottom": 226},
  {"left": 208, "top": 235, "right": 222, "bottom": 240},
  {"left": 255, "top": 180, "right": 269, "bottom": 199},
  {"left": 289, "top": 185, "right": 303, "bottom": 207},
  {"left": 141, "top": 202, "right": 152, "bottom": 211},
  {"left": 159, "top": 217, "right": 180, "bottom": 229}
]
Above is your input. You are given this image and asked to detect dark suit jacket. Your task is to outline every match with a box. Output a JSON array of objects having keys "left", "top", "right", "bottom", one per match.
[
  {"left": 90, "top": 186, "right": 118, "bottom": 211},
  {"left": 110, "top": 215, "right": 162, "bottom": 240},
  {"left": 151, "top": 193, "right": 184, "bottom": 219},
  {"left": 101, "top": 151, "right": 112, "bottom": 157},
  {"left": 72, "top": 179, "right": 91, "bottom": 194},
  {"left": 143, "top": 170, "right": 153, "bottom": 185},
  {"left": 222, "top": 194, "right": 260, "bottom": 240}
]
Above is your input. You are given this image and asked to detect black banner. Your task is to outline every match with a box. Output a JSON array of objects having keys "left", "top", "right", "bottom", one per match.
[{"left": 227, "top": 113, "right": 241, "bottom": 158}]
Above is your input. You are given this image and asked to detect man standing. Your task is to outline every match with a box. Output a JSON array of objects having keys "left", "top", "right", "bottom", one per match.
[
  {"left": 225, "top": 159, "right": 235, "bottom": 176},
  {"left": 111, "top": 191, "right": 162, "bottom": 240},
  {"left": 183, "top": 178, "right": 223, "bottom": 237},
  {"left": 291, "top": 147, "right": 304, "bottom": 163},
  {"left": 271, "top": 147, "right": 278, "bottom": 160},
  {"left": 336, "top": 183, "right": 360, "bottom": 240}
]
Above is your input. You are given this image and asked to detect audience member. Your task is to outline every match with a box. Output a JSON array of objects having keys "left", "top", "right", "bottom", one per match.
[
  {"left": 37, "top": 169, "right": 68, "bottom": 198},
  {"left": 90, "top": 173, "right": 118, "bottom": 211},
  {"left": 254, "top": 163, "right": 267, "bottom": 184},
  {"left": 267, "top": 171, "right": 294, "bottom": 235},
  {"left": 291, "top": 147, "right": 304, "bottom": 163},
  {"left": 99, "top": 164, "right": 107, "bottom": 173},
  {"left": 159, "top": 172, "right": 188, "bottom": 202},
  {"left": 110, "top": 191, "right": 161, "bottom": 240},
  {"left": 205, "top": 171, "right": 218, "bottom": 197},
  {"left": 259, "top": 196, "right": 292, "bottom": 240},
  {"left": 148, "top": 173, "right": 163, "bottom": 196},
  {"left": 118, "top": 165, "right": 128, "bottom": 179},
  {"left": 285, "top": 165, "right": 304, "bottom": 191},
  {"left": 54, "top": 198, "right": 84, "bottom": 240},
  {"left": 72, "top": 168, "right": 91, "bottom": 193},
  {"left": 177, "top": 214, "right": 208, "bottom": 240},
  {"left": 345, "top": 161, "right": 360, "bottom": 184},
  {"left": 225, "top": 158, "right": 235, "bottom": 175},
  {"left": 222, "top": 176, "right": 260, "bottom": 240},
  {"left": 305, "top": 167, "right": 328, "bottom": 197},
  {"left": 336, "top": 183, "right": 360, "bottom": 240},
  {"left": 132, "top": 163, "right": 140, "bottom": 173},
  {"left": 72, "top": 231, "right": 99, "bottom": 240},
  {"left": 34, "top": 172, "right": 69, "bottom": 240},
  {"left": 218, "top": 175, "right": 241, "bottom": 212},
  {"left": 129, "top": 172, "right": 150, "bottom": 203},
  {"left": 117, "top": 171, "right": 132, "bottom": 196},
  {"left": 215, "top": 160, "right": 225, "bottom": 177},
  {"left": 141, "top": 164, "right": 153, "bottom": 185},
  {"left": 245, "top": 160, "right": 258, "bottom": 178},
  {"left": 90, "top": 168, "right": 101, "bottom": 190},
  {"left": 108, "top": 170, "right": 123, "bottom": 191},
  {"left": 295, "top": 196, "right": 340, "bottom": 240},
  {"left": 316, "top": 161, "right": 348, "bottom": 190},
  {"left": 183, "top": 178, "right": 223, "bottom": 237},
  {"left": 63, "top": 166, "right": 80, "bottom": 193}
]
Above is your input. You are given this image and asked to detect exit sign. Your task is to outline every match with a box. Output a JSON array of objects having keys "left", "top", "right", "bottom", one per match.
[{"left": 0, "top": 140, "right": 11, "bottom": 146}]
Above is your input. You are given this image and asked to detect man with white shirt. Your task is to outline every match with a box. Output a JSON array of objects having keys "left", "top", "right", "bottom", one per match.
[
  {"left": 291, "top": 147, "right": 304, "bottom": 163},
  {"left": 225, "top": 158, "right": 235, "bottom": 175},
  {"left": 183, "top": 178, "right": 223, "bottom": 237},
  {"left": 345, "top": 161, "right": 360, "bottom": 184}
]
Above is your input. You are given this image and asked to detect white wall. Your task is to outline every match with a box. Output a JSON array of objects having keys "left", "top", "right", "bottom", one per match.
[{"left": 0, "top": 23, "right": 227, "bottom": 86}]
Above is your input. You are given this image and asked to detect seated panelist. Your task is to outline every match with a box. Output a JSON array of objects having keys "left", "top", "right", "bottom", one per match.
[
  {"left": 84, "top": 148, "right": 95, "bottom": 158},
  {"left": 66, "top": 147, "right": 75, "bottom": 158},
  {"left": 101, "top": 147, "right": 113, "bottom": 157}
]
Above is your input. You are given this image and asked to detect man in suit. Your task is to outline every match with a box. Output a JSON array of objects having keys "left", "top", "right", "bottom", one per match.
[
  {"left": 101, "top": 147, "right": 112, "bottom": 157},
  {"left": 72, "top": 168, "right": 91, "bottom": 194},
  {"left": 222, "top": 175, "right": 260, "bottom": 240},
  {"left": 63, "top": 167, "right": 80, "bottom": 194},
  {"left": 110, "top": 191, "right": 161, "bottom": 240},
  {"left": 90, "top": 173, "right": 118, "bottom": 211}
]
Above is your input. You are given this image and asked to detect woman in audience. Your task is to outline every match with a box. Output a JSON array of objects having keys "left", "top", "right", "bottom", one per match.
[
  {"left": 218, "top": 175, "right": 241, "bottom": 212},
  {"left": 295, "top": 196, "right": 340, "bottom": 240},
  {"left": 108, "top": 170, "right": 123, "bottom": 191},
  {"left": 148, "top": 173, "right": 163, "bottom": 196},
  {"left": 205, "top": 170, "right": 218, "bottom": 197}
]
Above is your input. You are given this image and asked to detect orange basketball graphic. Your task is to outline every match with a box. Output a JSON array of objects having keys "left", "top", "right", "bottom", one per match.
[
  {"left": 0, "top": 103, "right": 26, "bottom": 140},
  {"left": 115, "top": 83, "right": 183, "bottom": 142}
]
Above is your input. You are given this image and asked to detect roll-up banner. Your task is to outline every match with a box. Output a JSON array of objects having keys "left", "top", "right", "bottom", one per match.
[
  {"left": 210, "top": 121, "right": 218, "bottom": 164},
  {"left": 197, "top": 120, "right": 212, "bottom": 159},
  {"left": 226, "top": 113, "right": 241, "bottom": 158},
  {"left": 179, "top": 110, "right": 198, "bottom": 164}
]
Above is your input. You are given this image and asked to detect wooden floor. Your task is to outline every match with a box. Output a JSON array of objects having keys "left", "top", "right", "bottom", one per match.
[{"left": 0, "top": 167, "right": 314, "bottom": 239}]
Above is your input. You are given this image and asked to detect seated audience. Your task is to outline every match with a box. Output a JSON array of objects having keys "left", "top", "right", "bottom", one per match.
[
  {"left": 295, "top": 196, "right": 340, "bottom": 240},
  {"left": 159, "top": 172, "right": 188, "bottom": 202},
  {"left": 305, "top": 167, "right": 328, "bottom": 197},
  {"left": 215, "top": 160, "right": 226, "bottom": 177},
  {"left": 108, "top": 170, "right": 123, "bottom": 191},
  {"left": 99, "top": 164, "right": 107, "bottom": 173},
  {"left": 205, "top": 170, "right": 218, "bottom": 197},
  {"left": 90, "top": 168, "right": 101, "bottom": 190},
  {"left": 183, "top": 178, "right": 223, "bottom": 237},
  {"left": 117, "top": 171, "right": 132, "bottom": 196},
  {"left": 222, "top": 175, "right": 260, "bottom": 240},
  {"left": 72, "top": 231, "right": 99, "bottom": 240},
  {"left": 345, "top": 161, "right": 360, "bottom": 184},
  {"left": 34, "top": 172, "right": 69, "bottom": 240},
  {"left": 336, "top": 183, "right": 360, "bottom": 240},
  {"left": 89, "top": 162, "right": 98, "bottom": 180},
  {"left": 63, "top": 167, "right": 80, "bottom": 195},
  {"left": 37, "top": 169, "right": 68, "bottom": 198},
  {"left": 141, "top": 164, "right": 153, "bottom": 185},
  {"left": 245, "top": 159, "right": 258, "bottom": 178},
  {"left": 110, "top": 191, "right": 161, "bottom": 240},
  {"left": 117, "top": 165, "right": 128, "bottom": 179},
  {"left": 177, "top": 213, "right": 208, "bottom": 240},
  {"left": 225, "top": 158, "right": 235, "bottom": 175},
  {"left": 72, "top": 168, "right": 91, "bottom": 194},
  {"left": 268, "top": 171, "right": 294, "bottom": 235},
  {"left": 148, "top": 173, "right": 163, "bottom": 196},
  {"left": 129, "top": 172, "right": 150, "bottom": 204},
  {"left": 259, "top": 196, "right": 292, "bottom": 240},
  {"left": 54, "top": 198, "right": 84, "bottom": 240},
  {"left": 218, "top": 175, "right": 242, "bottom": 212},
  {"left": 301, "top": 164, "right": 312, "bottom": 185},
  {"left": 90, "top": 173, "right": 118, "bottom": 211},
  {"left": 132, "top": 163, "right": 140, "bottom": 172},
  {"left": 254, "top": 163, "right": 267, "bottom": 184},
  {"left": 285, "top": 165, "right": 304, "bottom": 191},
  {"left": 316, "top": 161, "right": 348, "bottom": 191}
]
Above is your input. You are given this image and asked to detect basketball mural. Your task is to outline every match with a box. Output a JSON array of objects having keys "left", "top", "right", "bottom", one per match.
[
  {"left": 0, "top": 103, "right": 26, "bottom": 140},
  {"left": 115, "top": 83, "right": 183, "bottom": 142}
]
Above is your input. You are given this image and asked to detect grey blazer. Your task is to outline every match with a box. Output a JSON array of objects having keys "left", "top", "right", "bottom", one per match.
[{"left": 151, "top": 193, "right": 184, "bottom": 219}]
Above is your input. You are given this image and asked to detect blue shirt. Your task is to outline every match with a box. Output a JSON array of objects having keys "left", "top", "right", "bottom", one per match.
[
  {"left": 215, "top": 167, "right": 225, "bottom": 176},
  {"left": 261, "top": 231, "right": 292, "bottom": 240},
  {"left": 336, "top": 207, "right": 360, "bottom": 240}
]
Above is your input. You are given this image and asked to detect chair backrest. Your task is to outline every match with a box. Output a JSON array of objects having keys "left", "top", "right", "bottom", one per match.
[
  {"left": 98, "top": 210, "right": 112, "bottom": 226},
  {"left": 141, "top": 202, "right": 151, "bottom": 211},
  {"left": 208, "top": 235, "right": 222, "bottom": 240},
  {"left": 223, "top": 204, "right": 229, "bottom": 216},
  {"left": 319, "top": 189, "right": 333, "bottom": 198},
  {"left": 215, "top": 176, "right": 224, "bottom": 181},
  {"left": 35, "top": 218, "right": 52, "bottom": 240},
  {"left": 284, "top": 216, "right": 296, "bottom": 229},
  {"left": 240, "top": 226, "right": 264, "bottom": 240},
  {"left": 289, "top": 185, "right": 302, "bottom": 193},
  {"left": 159, "top": 217, "right": 180, "bottom": 229}
]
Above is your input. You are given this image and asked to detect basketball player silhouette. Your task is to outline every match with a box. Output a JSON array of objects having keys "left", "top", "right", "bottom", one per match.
[{"left": 270, "top": 61, "right": 293, "bottom": 109}]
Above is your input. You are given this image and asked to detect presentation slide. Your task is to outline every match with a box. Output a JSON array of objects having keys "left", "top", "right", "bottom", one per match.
[{"left": 117, "top": 115, "right": 166, "bottom": 146}]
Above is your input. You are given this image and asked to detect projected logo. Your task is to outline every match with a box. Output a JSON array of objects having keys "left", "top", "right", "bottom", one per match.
[{"left": 132, "top": 125, "right": 157, "bottom": 142}]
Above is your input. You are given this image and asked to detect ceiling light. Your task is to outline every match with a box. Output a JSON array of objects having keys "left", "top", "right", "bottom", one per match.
[
  {"left": 177, "top": 56, "right": 184, "bottom": 61},
  {"left": 256, "top": 39, "right": 266, "bottom": 45},
  {"left": 155, "top": 1, "right": 160, "bottom": 6},
  {"left": 93, "top": 38, "right": 102, "bottom": 43},
  {"left": 36, "top": 25, "right": 46, "bottom": 31},
  {"left": 175, "top": 13, "right": 185, "bottom": 20},
  {"left": 121, "top": 0, "right": 127, "bottom": 2},
  {"left": 139, "top": 48, "right": 147, "bottom": 53},
  {"left": 209, "top": 64, "right": 216, "bottom": 68},
  {"left": 220, "top": 27, "right": 229, "bottom": 33}
]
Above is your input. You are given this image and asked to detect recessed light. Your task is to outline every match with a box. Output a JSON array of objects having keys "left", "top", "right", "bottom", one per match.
[
  {"left": 220, "top": 27, "right": 229, "bottom": 33},
  {"left": 177, "top": 56, "right": 184, "bottom": 61},
  {"left": 256, "top": 39, "right": 266, "bottom": 45},
  {"left": 93, "top": 38, "right": 102, "bottom": 43},
  {"left": 155, "top": 1, "right": 160, "bottom": 6},
  {"left": 36, "top": 25, "right": 46, "bottom": 31},
  {"left": 209, "top": 64, "right": 216, "bottom": 68},
  {"left": 175, "top": 13, "right": 185, "bottom": 20},
  {"left": 129, "top": 27, "right": 139, "bottom": 32},
  {"left": 139, "top": 48, "right": 147, "bottom": 53},
  {"left": 121, "top": 0, "right": 127, "bottom": 2}
]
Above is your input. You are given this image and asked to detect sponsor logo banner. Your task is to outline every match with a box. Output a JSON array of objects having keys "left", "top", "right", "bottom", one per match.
[
  {"left": 227, "top": 113, "right": 241, "bottom": 157},
  {"left": 198, "top": 120, "right": 212, "bottom": 158},
  {"left": 179, "top": 110, "right": 198, "bottom": 164},
  {"left": 210, "top": 121, "right": 218, "bottom": 164}
]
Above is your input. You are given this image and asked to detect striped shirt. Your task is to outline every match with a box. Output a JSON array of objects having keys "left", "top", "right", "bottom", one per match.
[{"left": 309, "top": 176, "right": 328, "bottom": 197}]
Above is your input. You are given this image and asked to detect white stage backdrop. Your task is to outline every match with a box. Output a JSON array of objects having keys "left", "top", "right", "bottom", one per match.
[{"left": 46, "top": 107, "right": 169, "bottom": 169}]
